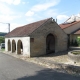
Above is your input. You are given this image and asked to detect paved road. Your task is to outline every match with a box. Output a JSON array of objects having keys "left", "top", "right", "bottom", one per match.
[{"left": 0, "top": 52, "right": 80, "bottom": 80}]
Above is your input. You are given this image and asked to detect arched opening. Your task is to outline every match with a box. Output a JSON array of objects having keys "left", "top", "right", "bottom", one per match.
[
  {"left": 46, "top": 33, "right": 55, "bottom": 54},
  {"left": 8, "top": 39, "right": 11, "bottom": 51},
  {"left": 17, "top": 40, "right": 23, "bottom": 54},
  {"left": 12, "top": 40, "right": 16, "bottom": 53}
]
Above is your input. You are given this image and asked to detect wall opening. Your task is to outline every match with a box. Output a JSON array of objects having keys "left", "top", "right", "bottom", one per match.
[
  {"left": 46, "top": 33, "right": 55, "bottom": 54},
  {"left": 17, "top": 40, "right": 23, "bottom": 54},
  {"left": 8, "top": 39, "right": 11, "bottom": 51},
  {"left": 12, "top": 40, "right": 16, "bottom": 53}
]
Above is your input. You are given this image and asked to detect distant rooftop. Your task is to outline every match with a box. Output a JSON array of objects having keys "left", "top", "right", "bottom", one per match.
[
  {"left": 64, "top": 13, "right": 80, "bottom": 24},
  {"left": 59, "top": 13, "right": 80, "bottom": 29}
]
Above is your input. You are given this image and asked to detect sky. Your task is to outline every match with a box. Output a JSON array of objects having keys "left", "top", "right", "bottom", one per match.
[{"left": 0, "top": 0, "right": 80, "bottom": 32}]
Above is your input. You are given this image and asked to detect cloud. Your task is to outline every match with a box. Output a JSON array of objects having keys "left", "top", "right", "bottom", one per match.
[
  {"left": 0, "top": 0, "right": 21, "bottom": 5},
  {"left": 10, "top": 23, "right": 23, "bottom": 31},
  {"left": 0, "top": 23, "right": 23, "bottom": 32},
  {"left": 31, "top": 0, "right": 60, "bottom": 12},
  {"left": 0, "top": 23, "right": 8, "bottom": 32},
  {"left": 0, "top": 2, "right": 14, "bottom": 15},
  {"left": 25, "top": 11, "right": 34, "bottom": 17},
  {"left": 0, "top": 15, "right": 21, "bottom": 23},
  {"left": 25, "top": 0, "right": 60, "bottom": 16},
  {"left": 57, "top": 15, "right": 69, "bottom": 20},
  {"left": 13, "top": 0, "right": 21, "bottom": 5},
  {"left": 0, "top": 1, "right": 21, "bottom": 23}
]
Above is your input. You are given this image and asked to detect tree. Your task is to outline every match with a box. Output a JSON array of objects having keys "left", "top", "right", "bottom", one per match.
[{"left": 0, "top": 37, "right": 5, "bottom": 44}]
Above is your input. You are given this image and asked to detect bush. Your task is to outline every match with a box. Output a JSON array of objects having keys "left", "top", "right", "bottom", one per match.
[
  {"left": 70, "top": 40, "right": 74, "bottom": 46},
  {"left": 70, "top": 39, "right": 78, "bottom": 46},
  {"left": 74, "top": 40, "right": 78, "bottom": 46},
  {"left": 0, "top": 37, "right": 5, "bottom": 44}
]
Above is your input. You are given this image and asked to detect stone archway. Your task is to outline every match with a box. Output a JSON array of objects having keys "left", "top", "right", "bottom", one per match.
[
  {"left": 8, "top": 39, "right": 11, "bottom": 51},
  {"left": 17, "top": 40, "right": 23, "bottom": 54},
  {"left": 12, "top": 40, "right": 16, "bottom": 53},
  {"left": 46, "top": 33, "right": 55, "bottom": 54}
]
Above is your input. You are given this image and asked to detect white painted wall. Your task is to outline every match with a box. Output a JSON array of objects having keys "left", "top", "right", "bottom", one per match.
[
  {"left": 63, "top": 22, "right": 80, "bottom": 34},
  {"left": 5, "top": 37, "right": 30, "bottom": 57},
  {"left": 5, "top": 38, "right": 8, "bottom": 51}
]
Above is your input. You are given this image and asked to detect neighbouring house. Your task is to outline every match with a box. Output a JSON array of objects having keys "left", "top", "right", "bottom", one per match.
[
  {"left": 59, "top": 14, "right": 80, "bottom": 47},
  {"left": 5, "top": 18, "right": 67, "bottom": 57}
]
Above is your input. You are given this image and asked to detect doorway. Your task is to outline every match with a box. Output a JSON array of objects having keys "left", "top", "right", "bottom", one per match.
[{"left": 46, "top": 34, "right": 55, "bottom": 54}]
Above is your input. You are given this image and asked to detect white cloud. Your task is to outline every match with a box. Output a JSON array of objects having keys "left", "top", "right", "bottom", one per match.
[
  {"left": 26, "top": 0, "right": 60, "bottom": 17},
  {"left": 0, "top": 0, "right": 13, "bottom": 4},
  {"left": 0, "top": 1, "right": 21, "bottom": 23},
  {"left": 13, "top": 0, "right": 21, "bottom": 5},
  {"left": 0, "top": 23, "right": 8, "bottom": 32},
  {"left": 10, "top": 23, "right": 23, "bottom": 31},
  {"left": 25, "top": 11, "right": 34, "bottom": 17},
  {"left": 57, "top": 15, "right": 69, "bottom": 20},
  {"left": 0, "top": 0, "right": 21, "bottom": 5},
  {"left": 0, "top": 3, "right": 14, "bottom": 14},
  {"left": 31, "top": 0, "right": 60, "bottom": 12},
  {"left": 0, "top": 23, "right": 23, "bottom": 32},
  {"left": 0, "top": 15, "right": 21, "bottom": 23}
]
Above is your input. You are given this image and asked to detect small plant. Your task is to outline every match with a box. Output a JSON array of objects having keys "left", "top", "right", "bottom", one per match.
[
  {"left": 71, "top": 51, "right": 80, "bottom": 55},
  {"left": 77, "top": 37, "right": 80, "bottom": 46}
]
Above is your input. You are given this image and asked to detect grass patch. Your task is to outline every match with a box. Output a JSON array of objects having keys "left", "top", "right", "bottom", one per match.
[
  {"left": 0, "top": 48, "right": 5, "bottom": 51},
  {"left": 71, "top": 51, "right": 80, "bottom": 55}
]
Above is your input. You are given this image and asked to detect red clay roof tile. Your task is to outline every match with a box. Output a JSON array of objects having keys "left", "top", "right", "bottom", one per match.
[
  {"left": 5, "top": 18, "right": 52, "bottom": 37},
  {"left": 59, "top": 21, "right": 80, "bottom": 29},
  {"left": 74, "top": 29, "right": 80, "bottom": 34}
]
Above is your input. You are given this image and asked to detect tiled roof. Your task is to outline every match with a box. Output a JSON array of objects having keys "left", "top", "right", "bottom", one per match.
[
  {"left": 59, "top": 21, "right": 80, "bottom": 29},
  {"left": 74, "top": 29, "right": 80, "bottom": 34},
  {"left": 5, "top": 18, "right": 52, "bottom": 37}
]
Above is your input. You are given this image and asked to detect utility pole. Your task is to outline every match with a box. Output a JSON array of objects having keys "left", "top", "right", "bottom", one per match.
[
  {"left": 0, "top": 22, "right": 10, "bottom": 33},
  {"left": 8, "top": 23, "right": 10, "bottom": 33}
]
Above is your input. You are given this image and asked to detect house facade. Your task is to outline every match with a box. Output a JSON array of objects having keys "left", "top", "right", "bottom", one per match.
[
  {"left": 59, "top": 15, "right": 80, "bottom": 47},
  {"left": 5, "top": 18, "right": 68, "bottom": 57}
]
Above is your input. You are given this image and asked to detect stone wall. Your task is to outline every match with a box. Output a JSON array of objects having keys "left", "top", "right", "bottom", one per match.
[{"left": 30, "top": 20, "right": 68, "bottom": 57}]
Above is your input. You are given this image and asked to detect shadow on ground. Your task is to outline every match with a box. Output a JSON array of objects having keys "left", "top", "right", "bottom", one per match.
[
  {"left": 38, "top": 51, "right": 68, "bottom": 57},
  {"left": 16, "top": 68, "right": 80, "bottom": 80},
  {"left": 41, "top": 47, "right": 80, "bottom": 57}
]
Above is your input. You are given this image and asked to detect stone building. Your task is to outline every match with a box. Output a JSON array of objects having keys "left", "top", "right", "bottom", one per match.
[{"left": 5, "top": 18, "right": 67, "bottom": 57}]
